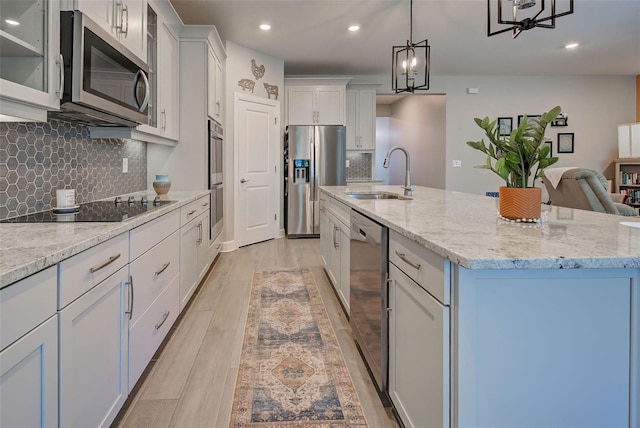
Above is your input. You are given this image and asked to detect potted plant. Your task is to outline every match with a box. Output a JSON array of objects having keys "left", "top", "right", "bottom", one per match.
[{"left": 466, "top": 106, "right": 562, "bottom": 220}]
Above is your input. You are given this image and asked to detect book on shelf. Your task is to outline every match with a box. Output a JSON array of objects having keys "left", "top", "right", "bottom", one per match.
[
  {"left": 620, "top": 171, "right": 640, "bottom": 185},
  {"left": 620, "top": 188, "right": 640, "bottom": 205}
]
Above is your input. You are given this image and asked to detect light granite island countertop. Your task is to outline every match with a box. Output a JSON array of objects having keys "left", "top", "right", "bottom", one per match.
[
  {"left": 0, "top": 190, "right": 210, "bottom": 289},
  {"left": 321, "top": 184, "right": 640, "bottom": 269},
  {"left": 320, "top": 184, "right": 639, "bottom": 428}
]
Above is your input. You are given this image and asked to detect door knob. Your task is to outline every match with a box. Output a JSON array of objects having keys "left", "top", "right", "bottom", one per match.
[{"left": 240, "top": 178, "right": 250, "bottom": 183}]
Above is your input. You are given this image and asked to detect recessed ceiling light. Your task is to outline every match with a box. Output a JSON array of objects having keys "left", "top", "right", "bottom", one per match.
[
  {"left": 348, "top": 25, "right": 360, "bottom": 32},
  {"left": 565, "top": 43, "right": 579, "bottom": 49},
  {"left": 5, "top": 19, "right": 20, "bottom": 26},
  {"left": 259, "top": 24, "right": 271, "bottom": 31}
]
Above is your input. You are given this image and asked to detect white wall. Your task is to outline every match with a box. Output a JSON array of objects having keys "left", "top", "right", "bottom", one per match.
[
  {"left": 225, "top": 41, "right": 284, "bottom": 246},
  {"left": 444, "top": 75, "right": 636, "bottom": 194},
  {"left": 386, "top": 95, "right": 446, "bottom": 189},
  {"left": 351, "top": 74, "right": 636, "bottom": 194}
]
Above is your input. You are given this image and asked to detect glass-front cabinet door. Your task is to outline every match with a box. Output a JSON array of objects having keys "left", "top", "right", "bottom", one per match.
[{"left": 0, "top": 0, "right": 60, "bottom": 120}]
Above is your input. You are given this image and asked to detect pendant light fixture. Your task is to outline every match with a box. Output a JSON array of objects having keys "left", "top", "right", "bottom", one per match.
[
  {"left": 487, "top": 0, "right": 574, "bottom": 38},
  {"left": 392, "top": 0, "right": 430, "bottom": 93}
]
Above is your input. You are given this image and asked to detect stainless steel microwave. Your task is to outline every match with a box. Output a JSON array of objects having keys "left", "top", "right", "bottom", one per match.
[{"left": 50, "top": 11, "right": 149, "bottom": 127}]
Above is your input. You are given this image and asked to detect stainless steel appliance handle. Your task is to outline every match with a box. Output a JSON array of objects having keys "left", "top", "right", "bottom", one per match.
[
  {"left": 155, "top": 262, "right": 170, "bottom": 276},
  {"left": 132, "top": 70, "right": 150, "bottom": 112},
  {"left": 57, "top": 54, "right": 64, "bottom": 99},
  {"left": 89, "top": 253, "right": 121, "bottom": 273},
  {"left": 350, "top": 222, "right": 367, "bottom": 242},
  {"left": 395, "top": 250, "right": 421, "bottom": 270}
]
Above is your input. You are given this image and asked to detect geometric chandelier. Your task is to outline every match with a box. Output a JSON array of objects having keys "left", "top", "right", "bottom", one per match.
[
  {"left": 487, "top": 0, "right": 574, "bottom": 39},
  {"left": 392, "top": 0, "right": 430, "bottom": 93}
]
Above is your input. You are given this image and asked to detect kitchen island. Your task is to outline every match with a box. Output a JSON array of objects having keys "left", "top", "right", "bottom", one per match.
[{"left": 321, "top": 185, "right": 640, "bottom": 428}]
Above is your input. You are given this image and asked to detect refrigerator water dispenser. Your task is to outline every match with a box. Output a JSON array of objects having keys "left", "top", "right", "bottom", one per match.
[{"left": 294, "top": 159, "right": 310, "bottom": 183}]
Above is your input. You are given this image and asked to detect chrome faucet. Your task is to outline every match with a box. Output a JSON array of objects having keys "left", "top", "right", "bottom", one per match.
[{"left": 383, "top": 146, "right": 414, "bottom": 196}]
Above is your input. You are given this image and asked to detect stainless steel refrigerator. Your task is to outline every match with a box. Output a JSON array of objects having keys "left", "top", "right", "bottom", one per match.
[{"left": 285, "top": 125, "right": 346, "bottom": 237}]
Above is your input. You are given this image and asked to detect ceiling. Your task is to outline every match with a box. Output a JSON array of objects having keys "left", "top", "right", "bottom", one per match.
[{"left": 169, "top": 0, "right": 640, "bottom": 77}]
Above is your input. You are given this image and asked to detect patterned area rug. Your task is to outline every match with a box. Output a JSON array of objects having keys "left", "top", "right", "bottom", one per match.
[{"left": 229, "top": 268, "right": 368, "bottom": 427}]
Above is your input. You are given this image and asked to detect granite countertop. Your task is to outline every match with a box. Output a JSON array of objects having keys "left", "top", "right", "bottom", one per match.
[
  {"left": 320, "top": 185, "right": 640, "bottom": 270},
  {"left": 0, "top": 190, "right": 209, "bottom": 289}
]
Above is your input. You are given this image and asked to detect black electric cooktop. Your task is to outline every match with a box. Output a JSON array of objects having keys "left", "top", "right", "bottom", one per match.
[{"left": 1, "top": 197, "right": 176, "bottom": 223}]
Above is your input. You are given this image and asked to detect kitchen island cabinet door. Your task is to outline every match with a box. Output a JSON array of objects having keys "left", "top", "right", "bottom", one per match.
[
  {"left": 388, "top": 263, "right": 450, "bottom": 428},
  {"left": 455, "top": 268, "right": 636, "bottom": 428},
  {"left": 0, "top": 316, "right": 58, "bottom": 428},
  {"left": 59, "top": 265, "right": 129, "bottom": 428}
]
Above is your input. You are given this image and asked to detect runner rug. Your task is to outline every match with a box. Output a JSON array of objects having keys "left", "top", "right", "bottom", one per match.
[{"left": 229, "top": 268, "right": 368, "bottom": 427}]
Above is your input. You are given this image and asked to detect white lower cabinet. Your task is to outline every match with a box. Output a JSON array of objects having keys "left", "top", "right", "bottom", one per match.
[
  {"left": 180, "top": 201, "right": 210, "bottom": 311},
  {"left": 128, "top": 210, "right": 180, "bottom": 391},
  {"left": 1, "top": 266, "right": 58, "bottom": 428},
  {"left": 0, "top": 315, "right": 58, "bottom": 428},
  {"left": 319, "top": 194, "right": 350, "bottom": 312},
  {"left": 388, "top": 263, "right": 449, "bottom": 428},
  {"left": 59, "top": 265, "right": 129, "bottom": 428}
]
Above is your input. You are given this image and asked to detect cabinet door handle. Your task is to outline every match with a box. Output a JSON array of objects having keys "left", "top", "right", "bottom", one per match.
[
  {"left": 125, "top": 275, "right": 134, "bottom": 320},
  {"left": 395, "top": 251, "right": 421, "bottom": 270},
  {"left": 161, "top": 109, "right": 166, "bottom": 131},
  {"left": 385, "top": 273, "right": 392, "bottom": 318},
  {"left": 155, "top": 311, "right": 171, "bottom": 330},
  {"left": 57, "top": 54, "right": 64, "bottom": 99},
  {"left": 216, "top": 101, "right": 221, "bottom": 117},
  {"left": 89, "top": 253, "right": 121, "bottom": 273},
  {"left": 118, "top": 2, "right": 129, "bottom": 36},
  {"left": 155, "top": 262, "right": 171, "bottom": 276},
  {"left": 333, "top": 225, "right": 339, "bottom": 248},
  {"left": 197, "top": 222, "right": 202, "bottom": 243}
]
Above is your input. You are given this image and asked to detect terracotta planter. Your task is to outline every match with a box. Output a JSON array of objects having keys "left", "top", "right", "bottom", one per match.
[{"left": 499, "top": 186, "right": 542, "bottom": 220}]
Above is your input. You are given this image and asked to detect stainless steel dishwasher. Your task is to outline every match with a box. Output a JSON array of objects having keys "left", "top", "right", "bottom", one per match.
[{"left": 350, "top": 210, "right": 389, "bottom": 402}]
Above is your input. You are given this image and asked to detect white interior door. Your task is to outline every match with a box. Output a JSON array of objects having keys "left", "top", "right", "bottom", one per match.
[{"left": 236, "top": 94, "right": 279, "bottom": 247}]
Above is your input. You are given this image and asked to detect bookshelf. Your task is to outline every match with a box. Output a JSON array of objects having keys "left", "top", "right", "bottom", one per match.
[{"left": 614, "top": 158, "right": 640, "bottom": 208}]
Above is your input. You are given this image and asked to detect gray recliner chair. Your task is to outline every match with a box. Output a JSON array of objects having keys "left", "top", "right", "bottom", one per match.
[{"left": 542, "top": 168, "right": 638, "bottom": 216}]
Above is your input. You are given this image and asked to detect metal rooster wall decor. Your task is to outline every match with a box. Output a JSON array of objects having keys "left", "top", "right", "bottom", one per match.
[{"left": 251, "top": 59, "right": 265, "bottom": 80}]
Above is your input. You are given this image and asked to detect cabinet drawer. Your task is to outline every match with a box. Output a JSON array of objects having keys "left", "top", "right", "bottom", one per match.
[
  {"left": 130, "top": 231, "right": 179, "bottom": 323},
  {"left": 128, "top": 273, "right": 179, "bottom": 391},
  {"left": 330, "top": 198, "right": 351, "bottom": 227},
  {"left": 1, "top": 266, "right": 57, "bottom": 350},
  {"left": 130, "top": 209, "right": 180, "bottom": 261},
  {"left": 389, "top": 229, "right": 450, "bottom": 305},
  {"left": 59, "top": 233, "right": 129, "bottom": 309},
  {"left": 180, "top": 195, "right": 210, "bottom": 226}
]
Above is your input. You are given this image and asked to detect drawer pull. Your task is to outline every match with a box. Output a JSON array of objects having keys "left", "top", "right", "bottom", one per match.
[
  {"left": 202, "top": 203, "right": 208, "bottom": 207},
  {"left": 155, "top": 262, "right": 171, "bottom": 276},
  {"left": 90, "top": 253, "right": 121, "bottom": 273},
  {"left": 187, "top": 209, "right": 197, "bottom": 216},
  {"left": 155, "top": 311, "right": 171, "bottom": 330},
  {"left": 395, "top": 251, "right": 421, "bottom": 270}
]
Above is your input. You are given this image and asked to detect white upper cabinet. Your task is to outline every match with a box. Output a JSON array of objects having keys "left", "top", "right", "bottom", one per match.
[
  {"left": 134, "top": 3, "right": 179, "bottom": 141},
  {"left": 286, "top": 86, "right": 346, "bottom": 125},
  {"left": 207, "top": 48, "right": 223, "bottom": 123},
  {"left": 64, "top": 0, "right": 146, "bottom": 62},
  {"left": 0, "top": 0, "right": 61, "bottom": 121},
  {"left": 284, "top": 78, "right": 351, "bottom": 126},
  {"left": 346, "top": 86, "right": 377, "bottom": 150}
]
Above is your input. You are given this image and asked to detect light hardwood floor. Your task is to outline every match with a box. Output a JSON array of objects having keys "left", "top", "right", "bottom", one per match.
[{"left": 115, "top": 237, "right": 399, "bottom": 428}]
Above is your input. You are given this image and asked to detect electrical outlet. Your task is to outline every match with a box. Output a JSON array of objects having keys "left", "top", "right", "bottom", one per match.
[
  {"left": 122, "top": 158, "right": 128, "bottom": 173},
  {"left": 452, "top": 160, "right": 462, "bottom": 167}
]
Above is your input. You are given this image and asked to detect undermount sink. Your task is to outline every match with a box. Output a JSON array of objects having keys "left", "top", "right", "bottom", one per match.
[{"left": 345, "top": 191, "right": 412, "bottom": 200}]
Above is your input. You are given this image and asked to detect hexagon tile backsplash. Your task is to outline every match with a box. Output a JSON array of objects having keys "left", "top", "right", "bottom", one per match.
[{"left": 0, "top": 120, "right": 146, "bottom": 220}]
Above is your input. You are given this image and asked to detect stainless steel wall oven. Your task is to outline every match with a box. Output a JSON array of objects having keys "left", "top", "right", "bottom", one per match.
[{"left": 209, "top": 119, "right": 224, "bottom": 241}]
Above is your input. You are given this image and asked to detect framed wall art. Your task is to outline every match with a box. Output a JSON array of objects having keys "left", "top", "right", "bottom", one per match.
[
  {"left": 543, "top": 139, "right": 553, "bottom": 158},
  {"left": 557, "top": 133, "right": 575, "bottom": 153},
  {"left": 518, "top": 114, "right": 541, "bottom": 127},
  {"left": 498, "top": 117, "right": 512, "bottom": 136}
]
